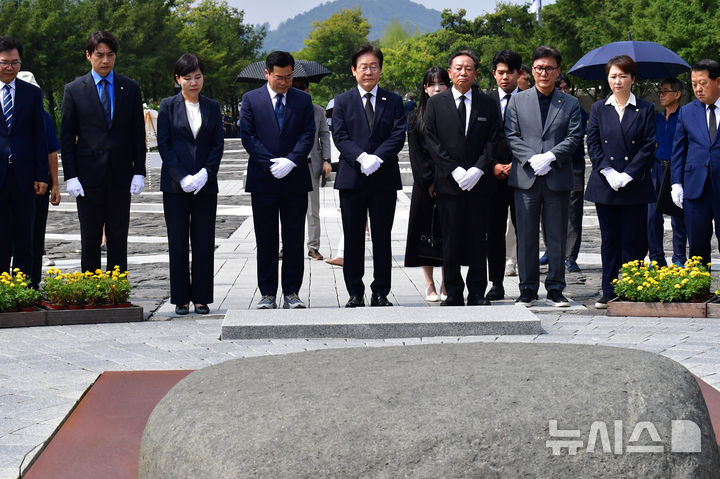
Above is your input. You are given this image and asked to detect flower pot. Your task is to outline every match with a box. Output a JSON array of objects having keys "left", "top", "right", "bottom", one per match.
[
  {"left": 100, "top": 304, "right": 117, "bottom": 309},
  {"left": 607, "top": 298, "right": 709, "bottom": 318},
  {"left": 115, "top": 303, "right": 132, "bottom": 308},
  {"left": 19, "top": 307, "right": 35, "bottom": 312},
  {"left": 67, "top": 305, "right": 83, "bottom": 310}
]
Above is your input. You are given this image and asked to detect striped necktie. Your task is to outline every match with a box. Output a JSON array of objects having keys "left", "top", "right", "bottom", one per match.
[{"left": 2, "top": 84, "right": 13, "bottom": 130}]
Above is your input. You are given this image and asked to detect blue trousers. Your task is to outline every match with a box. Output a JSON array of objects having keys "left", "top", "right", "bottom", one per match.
[
  {"left": 684, "top": 177, "right": 720, "bottom": 268},
  {"left": 647, "top": 161, "right": 686, "bottom": 265}
]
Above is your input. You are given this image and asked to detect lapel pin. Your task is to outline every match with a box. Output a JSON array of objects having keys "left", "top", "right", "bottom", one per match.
[
  {"left": 381, "top": 97, "right": 386, "bottom": 101},
  {"left": 636, "top": 108, "right": 639, "bottom": 111},
  {"left": 557, "top": 99, "right": 561, "bottom": 103}
]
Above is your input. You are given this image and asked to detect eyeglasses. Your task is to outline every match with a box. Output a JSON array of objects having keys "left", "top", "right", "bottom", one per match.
[
  {"left": 533, "top": 65, "right": 557, "bottom": 75},
  {"left": 658, "top": 89, "right": 678, "bottom": 95},
  {"left": 356, "top": 65, "right": 380, "bottom": 73},
  {"left": 0, "top": 60, "right": 21, "bottom": 69}
]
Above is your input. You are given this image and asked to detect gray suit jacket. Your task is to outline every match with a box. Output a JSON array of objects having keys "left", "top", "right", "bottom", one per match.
[
  {"left": 505, "top": 87, "right": 582, "bottom": 191},
  {"left": 309, "top": 103, "right": 331, "bottom": 178}
]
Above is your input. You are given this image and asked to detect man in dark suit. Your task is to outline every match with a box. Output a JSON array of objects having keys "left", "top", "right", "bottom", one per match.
[
  {"left": 424, "top": 49, "right": 502, "bottom": 306},
  {"left": 61, "top": 31, "right": 146, "bottom": 273},
  {"left": 332, "top": 44, "right": 406, "bottom": 308},
  {"left": 485, "top": 49, "right": 522, "bottom": 301},
  {"left": 505, "top": 45, "right": 583, "bottom": 307},
  {"left": 0, "top": 37, "right": 48, "bottom": 276},
  {"left": 241, "top": 51, "right": 315, "bottom": 309},
  {"left": 671, "top": 59, "right": 720, "bottom": 267}
]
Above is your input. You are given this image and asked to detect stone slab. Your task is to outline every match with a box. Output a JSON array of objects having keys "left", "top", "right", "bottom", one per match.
[
  {"left": 139, "top": 343, "right": 720, "bottom": 478},
  {"left": 221, "top": 304, "right": 542, "bottom": 340}
]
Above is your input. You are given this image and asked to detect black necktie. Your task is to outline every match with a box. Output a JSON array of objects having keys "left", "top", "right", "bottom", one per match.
[
  {"left": 364, "top": 92, "right": 374, "bottom": 130},
  {"left": 458, "top": 95, "right": 467, "bottom": 135},
  {"left": 709, "top": 104, "right": 717, "bottom": 143},
  {"left": 275, "top": 93, "right": 285, "bottom": 130},
  {"left": 100, "top": 78, "right": 111, "bottom": 127},
  {"left": 503, "top": 93, "right": 511, "bottom": 121}
]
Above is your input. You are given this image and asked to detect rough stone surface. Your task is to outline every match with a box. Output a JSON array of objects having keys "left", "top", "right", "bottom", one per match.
[
  {"left": 139, "top": 343, "right": 720, "bottom": 478},
  {"left": 221, "top": 304, "right": 542, "bottom": 339}
]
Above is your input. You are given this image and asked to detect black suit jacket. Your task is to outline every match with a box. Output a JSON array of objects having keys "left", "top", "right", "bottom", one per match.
[
  {"left": 332, "top": 86, "right": 406, "bottom": 191},
  {"left": 424, "top": 89, "right": 503, "bottom": 196},
  {"left": 0, "top": 79, "right": 48, "bottom": 193},
  {"left": 60, "top": 71, "right": 146, "bottom": 189},
  {"left": 157, "top": 93, "right": 224, "bottom": 194}
]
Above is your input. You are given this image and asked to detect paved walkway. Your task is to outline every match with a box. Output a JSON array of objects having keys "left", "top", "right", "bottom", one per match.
[{"left": 2, "top": 139, "right": 720, "bottom": 478}]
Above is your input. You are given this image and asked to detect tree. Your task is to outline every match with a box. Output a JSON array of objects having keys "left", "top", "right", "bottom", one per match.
[
  {"left": 176, "top": 0, "right": 265, "bottom": 114},
  {"left": 295, "top": 8, "right": 371, "bottom": 106}
]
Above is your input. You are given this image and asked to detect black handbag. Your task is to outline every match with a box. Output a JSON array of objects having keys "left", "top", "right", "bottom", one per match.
[
  {"left": 417, "top": 203, "right": 443, "bottom": 262},
  {"left": 656, "top": 162, "right": 684, "bottom": 218}
]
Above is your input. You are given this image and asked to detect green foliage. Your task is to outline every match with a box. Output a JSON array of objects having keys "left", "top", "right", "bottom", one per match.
[
  {"left": 380, "top": 18, "right": 418, "bottom": 49},
  {"left": 295, "top": 8, "right": 371, "bottom": 106},
  {"left": 613, "top": 258, "right": 713, "bottom": 303}
]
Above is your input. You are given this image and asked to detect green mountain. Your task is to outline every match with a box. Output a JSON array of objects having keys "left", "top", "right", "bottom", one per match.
[{"left": 262, "top": 0, "right": 442, "bottom": 53}]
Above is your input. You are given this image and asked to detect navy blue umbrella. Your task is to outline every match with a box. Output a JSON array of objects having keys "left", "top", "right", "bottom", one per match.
[
  {"left": 236, "top": 60, "right": 331, "bottom": 84},
  {"left": 568, "top": 41, "right": 690, "bottom": 81}
]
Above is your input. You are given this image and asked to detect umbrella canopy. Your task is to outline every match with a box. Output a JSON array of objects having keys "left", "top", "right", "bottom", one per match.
[
  {"left": 236, "top": 60, "right": 331, "bottom": 84},
  {"left": 568, "top": 41, "right": 690, "bottom": 81}
]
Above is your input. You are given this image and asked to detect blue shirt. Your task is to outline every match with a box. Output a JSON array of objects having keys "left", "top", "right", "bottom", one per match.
[
  {"left": 91, "top": 69, "right": 114, "bottom": 120},
  {"left": 655, "top": 109, "right": 678, "bottom": 161},
  {"left": 42, "top": 110, "right": 59, "bottom": 188}
]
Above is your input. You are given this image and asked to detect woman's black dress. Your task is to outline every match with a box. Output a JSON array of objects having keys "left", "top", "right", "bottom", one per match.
[{"left": 404, "top": 109, "right": 443, "bottom": 267}]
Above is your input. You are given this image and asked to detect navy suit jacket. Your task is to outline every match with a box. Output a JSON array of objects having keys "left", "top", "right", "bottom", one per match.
[
  {"left": 671, "top": 99, "right": 720, "bottom": 200},
  {"left": 240, "top": 85, "right": 315, "bottom": 193},
  {"left": 585, "top": 98, "right": 656, "bottom": 205},
  {"left": 332, "top": 86, "right": 406, "bottom": 191},
  {"left": 0, "top": 78, "right": 48, "bottom": 193},
  {"left": 60, "top": 72, "right": 146, "bottom": 189},
  {"left": 157, "top": 93, "right": 224, "bottom": 194}
]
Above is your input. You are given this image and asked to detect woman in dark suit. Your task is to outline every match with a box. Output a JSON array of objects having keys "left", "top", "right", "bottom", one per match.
[
  {"left": 158, "top": 53, "right": 224, "bottom": 315},
  {"left": 404, "top": 66, "right": 450, "bottom": 301},
  {"left": 585, "top": 55, "right": 656, "bottom": 308}
]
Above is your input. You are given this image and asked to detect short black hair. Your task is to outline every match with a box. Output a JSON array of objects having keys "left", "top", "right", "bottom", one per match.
[
  {"left": 0, "top": 36, "right": 22, "bottom": 57},
  {"left": 532, "top": 45, "right": 562, "bottom": 68},
  {"left": 266, "top": 51, "right": 294, "bottom": 73},
  {"left": 555, "top": 73, "right": 571, "bottom": 89},
  {"left": 85, "top": 31, "right": 118, "bottom": 55},
  {"left": 661, "top": 77, "right": 683, "bottom": 94},
  {"left": 174, "top": 53, "right": 204, "bottom": 77},
  {"left": 492, "top": 50, "right": 522, "bottom": 72},
  {"left": 692, "top": 59, "right": 720, "bottom": 80},
  {"left": 605, "top": 54, "right": 637, "bottom": 79},
  {"left": 448, "top": 49, "right": 479, "bottom": 70},
  {"left": 292, "top": 78, "right": 309, "bottom": 91},
  {"left": 520, "top": 64, "right": 531, "bottom": 75},
  {"left": 351, "top": 44, "right": 383, "bottom": 69}
]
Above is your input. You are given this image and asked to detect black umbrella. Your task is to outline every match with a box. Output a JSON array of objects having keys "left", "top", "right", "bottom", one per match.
[
  {"left": 568, "top": 41, "right": 690, "bottom": 81},
  {"left": 236, "top": 60, "right": 331, "bottom": 84}
]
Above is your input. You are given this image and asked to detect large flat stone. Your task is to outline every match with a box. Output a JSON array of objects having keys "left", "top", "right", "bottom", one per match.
[
  {"left": 221, "top": 304, "right": 542, "bottom": 339},
  {"left": 139, "top": 343, "right": 720, "bottom": 478}
]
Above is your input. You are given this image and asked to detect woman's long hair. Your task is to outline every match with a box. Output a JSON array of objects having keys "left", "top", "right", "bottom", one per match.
[{"left": 416, "top": 66, "right": 451, "bottom": 135}]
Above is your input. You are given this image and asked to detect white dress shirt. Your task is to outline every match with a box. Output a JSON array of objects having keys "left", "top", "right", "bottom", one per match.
[
  {"left": 497, "top": 86, "right": 518, "bottom": 119},
  {"left": 605, "top": 92, "right": 636, "bottom": 123},
  {"left": 185, "top": 101, "right": 201, "bottom": 138},
  {"left": 706, "top": 97, "right": 720, "bottom": 132},
  {"left": 357, "top": 84, "right": 378, "bottom": 110}
]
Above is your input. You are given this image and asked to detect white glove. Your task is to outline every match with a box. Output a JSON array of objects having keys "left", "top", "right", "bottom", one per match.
[
  {"left": 270, "top": 157, "right": 296, "bottom": 179},
  {"left": 601, "top": 168, "right": 621, "bottom": 191},
  {"left": 180, "top": 175, "right": 195, "bottom": 193},
  {"left": 528, "top": 152, "right": 555, "bottom": 176},
  {"left": 130, "top": 175, "right": 145, "bottom": 195},
  {"left": 616, "top": 172, "right": 633, "bottom": 188},
  {"left": 358, "top": 153, "right": 382, "bottom": 176},
  {"left": 192, "top": 168, "right": 208, "bottom": 195},
  {"left": 451, "top": 167, "right": 468, "bottom": 188},
  {"left": 671, "top": 184, "right": 684, "bottom": 209},
  {"left": 66, "top": 177, "right": 85, "bottom": 198},
  {"left": 460, "top": 167, "right": 483, "bottom": 191}
]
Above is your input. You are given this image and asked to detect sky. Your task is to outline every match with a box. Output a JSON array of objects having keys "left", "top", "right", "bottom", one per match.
[{"left": 234, "top": 0, "right": 529, "bottom": 30}]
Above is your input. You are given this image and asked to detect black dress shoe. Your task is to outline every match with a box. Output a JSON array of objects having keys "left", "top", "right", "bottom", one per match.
[
  {"left": 440, "top": 297, "right": 464, "bottom": 306},
  {"left": 485, "top": 283, "right": 505, "bottom": 301},
  {"left": 345, "top": 296, "right": 365, "bottom": 308},
  {"left": 175, "top": 304, "right": 189, "bottom": 315},
  {"left": 467, "top": 295, "right": 491, "bottom": 306},
  {"left": 194, "top": 304, "right": 210, "bottom": 314},
  {"left": 370, "top": 294, "right": 393, "bottom": 306}
]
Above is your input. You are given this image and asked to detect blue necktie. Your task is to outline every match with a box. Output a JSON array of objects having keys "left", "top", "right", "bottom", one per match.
[
  {"left": 2, "top": 84, "right": 13, "bottom": 130},
  {"left": 100, "top": 78, "right": 112, "bottom": 126},
  {"left": 275, "top": 93, "right": 284, "bottom": 130}
]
